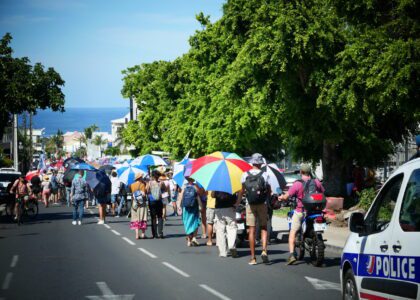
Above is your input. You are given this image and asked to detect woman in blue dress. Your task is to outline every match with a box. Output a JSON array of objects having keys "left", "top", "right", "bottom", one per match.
[{"left": 179, "top": 177, "right": 202, "bottom": 247}]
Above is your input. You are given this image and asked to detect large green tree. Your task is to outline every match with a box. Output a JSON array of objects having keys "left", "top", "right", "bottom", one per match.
[
  {"left": 0, "top": 33, "right": 65, "bottom": 138},
  {"left": 121, "top": 0, "right": 419, "bottom": 196}
]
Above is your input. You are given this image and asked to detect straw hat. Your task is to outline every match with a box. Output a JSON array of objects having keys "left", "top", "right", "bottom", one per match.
[
  {"left": 43, "top": 175, "right": 50, "bottom": 181},
  {"left": 135, "top": 173, "right": 144, "bottom": 181}
]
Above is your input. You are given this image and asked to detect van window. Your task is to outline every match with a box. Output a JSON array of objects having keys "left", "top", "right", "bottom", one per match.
[
  {"left": 365, "top": 174, "right": 403, "bottom": 233},
  {"left": 400, "top": 168, "right": 420, "bottom": 232}
]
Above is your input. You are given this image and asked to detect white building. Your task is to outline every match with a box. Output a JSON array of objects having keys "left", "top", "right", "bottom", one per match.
[
  {"left": 87, "top": 132, "right": 112, "bottom": 160},
  {"left": 111, "top": 113, "right": 129, "bottom": 143},
  {"left": 62, "top": 131, "right": 84, "bottom": 153},
  {"left": 25, "top": 128, "right": 45, "bottom": 152}
]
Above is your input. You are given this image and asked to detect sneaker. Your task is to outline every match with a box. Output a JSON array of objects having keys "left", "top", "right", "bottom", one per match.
[
  {"left": 191, "top": 238, "right": 199, "bottom": 247},
  {"left": 97, "top": 220, "right": 105, "bottom": 225},
  {"left": 248, "top": 257, "right": 257, "bottom": 265},
  {"left": 287, "top": 253, "right": 297, "bottom": 265},
  {"left": 72, "top": 221, "right": 77, "bottom": 225},
  {"left": 115, "top": 215, "right": 120, "bottom": 218},
  {"left": 77, "top": 221, "right": 82, "bottom": 225},
  {"left": 261, "top": 250, "right": 269, "bottom": 264},
  {"left": 230, "top": 249, "right": 238, "bottom": 258}
]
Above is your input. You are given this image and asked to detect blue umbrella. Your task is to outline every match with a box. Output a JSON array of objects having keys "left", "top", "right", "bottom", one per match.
[
  {"left": 85, "top": 170, "right": 111, "bottom": 190},
  {"left": 71, "top": 163, "right": 96, "bottom": 171},
  {"left": 172, "top": 154, "right": 194, "bottom": 187},
  {"left": 116, "top": 162, "right": 146, "bottom": 186},
  {"left": 131, "top": 154, "right": 167, "bottom": 167}
]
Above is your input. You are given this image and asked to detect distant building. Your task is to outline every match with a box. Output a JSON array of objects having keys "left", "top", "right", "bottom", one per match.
[
  {"left": 62, "top": 131, "right": 84, "bottom": 153},
  {"left": 1, "top": 127, "right": 13, "bottom": 158},
  {"left": 111, "top": 113, "right": 129, "bottom": 142},
  {"left": 25, "top": 128, "right": 45, "bottom": 153},
  {"left": 87, "top": 132, "right": 112, "bottom": 160}
]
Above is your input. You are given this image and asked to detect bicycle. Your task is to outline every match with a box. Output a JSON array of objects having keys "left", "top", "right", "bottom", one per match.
[{"left": 16, "top": 196, "right": 39, "bottom": 225}]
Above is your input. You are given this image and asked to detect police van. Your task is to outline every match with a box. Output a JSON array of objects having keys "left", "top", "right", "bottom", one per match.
[{"left": 341, "top": 158, "right": 420, "bottom": 300}]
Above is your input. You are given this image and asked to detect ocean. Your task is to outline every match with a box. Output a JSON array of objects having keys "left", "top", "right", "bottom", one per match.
[{"left": 20, "top": 107, "right": 129, "bottom": 136}]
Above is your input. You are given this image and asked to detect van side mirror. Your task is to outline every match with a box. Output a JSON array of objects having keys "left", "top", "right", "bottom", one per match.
[{"left": 349, "top": 212, "right": 366, "bottom": 235}]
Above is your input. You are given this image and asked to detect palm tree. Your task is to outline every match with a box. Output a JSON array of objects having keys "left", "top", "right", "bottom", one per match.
[{"left": 92, "top": 135, "right": 106, "bottom": 157}]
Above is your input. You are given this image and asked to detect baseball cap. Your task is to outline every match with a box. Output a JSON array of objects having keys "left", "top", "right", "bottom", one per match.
[{"left": 250, "top": 153, "right": 264, "bottom": 165}]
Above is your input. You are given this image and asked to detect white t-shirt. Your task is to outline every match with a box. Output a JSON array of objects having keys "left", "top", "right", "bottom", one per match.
[
  {"left": 110, "top": 176, "right": 120, "bottom": 195},
  {"left": 241, "top": 169, "right": 270, "bottom": 184}
]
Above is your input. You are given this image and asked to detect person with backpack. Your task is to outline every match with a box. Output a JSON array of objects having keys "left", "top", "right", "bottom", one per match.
[
  {"left": 146, "top": 170, "right": 165, "bottom": 238},
  {"left": 278, "top": 163, "right": 325, "bottom": 265},
  {"left": 213, "top": 191, "right": 238, "bottom": 258},
  {"left": 50, "top": 170, "right": 59, "bottom": 205},
  {"left": 179, "top": 177, "right": 202, "bottom": 247},
  {"left": 236, "top": 153, "right": 271, "bottom": 265},
  {"left": 116, "top": 180, "right": 128, "bottom": 217},
  {"left": 130, "top": 173, "right": 148, "bottom": 239},
  {"left": 70, "top": 170, "right": 88, "bottom": 225}
]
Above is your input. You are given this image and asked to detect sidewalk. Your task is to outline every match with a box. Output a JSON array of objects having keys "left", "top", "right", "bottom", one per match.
[{"left": 271, "top": 216, "right": 349, "bottom": 255}]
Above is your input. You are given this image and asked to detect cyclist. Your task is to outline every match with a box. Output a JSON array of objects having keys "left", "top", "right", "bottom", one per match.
[
  {"left": 10, "top": 176, "right": 31, "bottom": 220},
  {"left": 278, "top": 164, "right": 324, "bottom": 265}
]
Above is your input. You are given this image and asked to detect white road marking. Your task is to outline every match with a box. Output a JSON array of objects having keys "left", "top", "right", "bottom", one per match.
[
  {"left": 122, "top": 237, "right": 135, "bottom": 245},
  {"left": 162, "top": 262, "right": 190, "bottom": 278},
  {"left": 111, "top": 230, "right": 121, "bottom": 236},
  {"left": 10, "top": 255, "right": 18, "bottom": 268},
  {"left": 199, "top": 284, "right": 231, "bottom": 300},
  {"left": 86, "top": 281, "right": 134, "bottom": 299},
  {"left": 305, "top": 276, "right": 341, "bottom": 291},
  {"left": 2, "top": 272, "right": 13, "bottom": 290},
  {"left": 104, "top": 224, "right": 111, "bottom": 229},
  {"left": 138, "top": 248, "right": 157, "bottom": 259}
]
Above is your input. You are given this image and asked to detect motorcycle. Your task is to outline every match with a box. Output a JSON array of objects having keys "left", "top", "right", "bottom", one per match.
[
  {"left": 235, "top": 197, "right": 248, "bottom": 247},
  {"left": 284, "top": 196, "right": 328, "bottom": 267}
]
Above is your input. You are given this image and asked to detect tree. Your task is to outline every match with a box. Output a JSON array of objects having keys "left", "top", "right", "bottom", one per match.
[
  {"left": 92, "top": 135, "right": 106, "bottom": 157},
  {"left": 121, "top": 0, "right": 419, "bottom": 195},
  {"left": 0, "top": 33, "right": 65, "bottom": 138}
]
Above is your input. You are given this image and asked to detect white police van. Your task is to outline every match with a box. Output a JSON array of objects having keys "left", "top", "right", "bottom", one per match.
[{"left": 341, "top": 158, "right": 420, "bottom": 300}]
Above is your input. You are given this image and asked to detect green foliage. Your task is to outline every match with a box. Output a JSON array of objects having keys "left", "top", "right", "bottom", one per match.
[
  {"left": 0, "top": 147, "right": 13, "bottom": 167},
  {"left": 358, "top": 188, "right": 377, "bottom": 211},
  {"left": 104, "top": 147, "right": 120, "bottom": 156},
  {"left": 0, "top": 33, "right": 65, "bottom": 137},
  {"left": 121, "top": 0, "right": 419, "bottom": 194}
]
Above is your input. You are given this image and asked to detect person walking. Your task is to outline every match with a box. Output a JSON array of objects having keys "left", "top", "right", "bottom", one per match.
[
  {"left": 110, "top": 171, "right": 120, "bottom": 216},
  {"left": 206, "top": 191, "right": 216, "bottom": 246},
  {"left": 41, "top": 175, "right": 51, "bottom": 208},
  {"left": 278, "top": 163, "right": 325, "bottom": 265},
  {"left": 70, "top": 170, "right": 88, "bottom": 225},
  {"left": 168, "top": 172, "right": 179, "bottom": 216},
  {"left": 179, "top": 177, "right": 202, "bottom": 247},
  {"left": 213, "top": 191, "right": 238, "bottom": 258},
  {"left": 159, "top": 173, "right": 170, "bottom": 221},
  {"left": 146, "top": 170, "right": 165, "bottom": 238},
  {"left": 50, "top": 170, "right": 59, "bottom": 205},
  {"left": 130, "top": 173, "right": 148, "bottom": 239},
  {"left": 237, "top": 153, "right": 271, "bottom": 265}
]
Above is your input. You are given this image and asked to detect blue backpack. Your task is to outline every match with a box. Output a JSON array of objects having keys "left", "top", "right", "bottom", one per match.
[{"left": 182, "top": 185, "right": 197, "bottom": 208}]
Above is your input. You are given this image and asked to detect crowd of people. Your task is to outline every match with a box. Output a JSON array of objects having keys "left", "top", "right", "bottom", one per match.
[{"left": 8, "top": 152, "right": 325, "bottom": 266}]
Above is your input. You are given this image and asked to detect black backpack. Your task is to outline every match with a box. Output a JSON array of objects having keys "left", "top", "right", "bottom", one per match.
[
  {"left": 244, "top": 171, "right": 267, "bottom": 204},
  {"left": 301, "top": 179, "right": 326, "bottom": 211}
]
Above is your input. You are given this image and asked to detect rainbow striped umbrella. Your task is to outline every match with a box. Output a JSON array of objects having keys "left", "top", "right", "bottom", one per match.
[{"left": 189, "top": 151, "right": 252, "bottom": 194}]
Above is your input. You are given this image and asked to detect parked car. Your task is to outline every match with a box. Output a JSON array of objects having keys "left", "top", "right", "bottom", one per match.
[
  {"left": 342, "top": 158, "right": 420, "bottom": 300},
  {"left": 0, "top": 169, "right": 21, "bottom": 205}
]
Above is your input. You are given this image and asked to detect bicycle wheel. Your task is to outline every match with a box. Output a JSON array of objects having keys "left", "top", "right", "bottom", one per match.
[
  {"left": 17, "top": 202, "right": 23, "bottom": 225},
  {"left": 26, "top": 200, "right": 39, "bottom": 219}
]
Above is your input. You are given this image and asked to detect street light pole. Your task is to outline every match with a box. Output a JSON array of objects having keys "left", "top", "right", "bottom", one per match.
[{"left": 13, "top": 114, "right": 18, "bottom": 171}]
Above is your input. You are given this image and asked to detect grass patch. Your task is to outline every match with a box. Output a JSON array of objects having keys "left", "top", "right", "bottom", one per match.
[{"left": 273, "top": 209, "right": 289, "bottom": 218}]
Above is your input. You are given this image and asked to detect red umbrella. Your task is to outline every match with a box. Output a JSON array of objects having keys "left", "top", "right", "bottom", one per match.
[{"left": 26, "top": 170, "right": 40, "bottom": 181}]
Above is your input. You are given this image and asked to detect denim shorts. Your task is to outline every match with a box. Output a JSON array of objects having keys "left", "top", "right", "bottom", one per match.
[{"left": 111, "top": 194, "right": 118, "bottom": 204}]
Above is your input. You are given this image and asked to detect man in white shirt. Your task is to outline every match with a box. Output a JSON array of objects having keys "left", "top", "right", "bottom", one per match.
[
  {"left": 110, "top": 171, "right": 120, "bottom": 216},
  {"left": 237, "top": 153, "right": 271, "bottom": 265}
]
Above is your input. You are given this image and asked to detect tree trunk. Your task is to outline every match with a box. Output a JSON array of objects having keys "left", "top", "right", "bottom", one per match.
[{"left": 322, "top": 141, "right": 350, "bottom": 197}]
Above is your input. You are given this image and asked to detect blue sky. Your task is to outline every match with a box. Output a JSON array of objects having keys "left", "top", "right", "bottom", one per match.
[{"left": 0, "top": 0, "right": 224, "bottom": 108}]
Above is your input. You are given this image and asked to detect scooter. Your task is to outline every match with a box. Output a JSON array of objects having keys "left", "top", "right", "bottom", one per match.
[
  {"left": 235, "top": 197, "right": 248, "bottom": 247},
  {"left": 285, "top": 197, "right": 328, "bottom": 267}
]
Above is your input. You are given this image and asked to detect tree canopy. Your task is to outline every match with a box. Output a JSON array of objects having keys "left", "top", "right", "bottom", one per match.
[
  {"left": 121, "top": 0, "right": 419, "bottom": 195},
  {"left": 0, "top": 33, "right": 65, "bottom": 137}
]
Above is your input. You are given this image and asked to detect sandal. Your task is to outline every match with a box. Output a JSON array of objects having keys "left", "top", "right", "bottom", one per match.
[{"left": 206, "top": 241, "right": 213, "bottom": 246}]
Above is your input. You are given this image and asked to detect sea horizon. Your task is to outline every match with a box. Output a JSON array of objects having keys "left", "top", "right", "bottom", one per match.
[{"left": 19, "top": 107, "right": 130, "bottom": 136}]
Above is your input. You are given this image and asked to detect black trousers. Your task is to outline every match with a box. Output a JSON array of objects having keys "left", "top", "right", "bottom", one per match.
[{"left": 149, "top": 201, "right": 163, "bottom": 237}]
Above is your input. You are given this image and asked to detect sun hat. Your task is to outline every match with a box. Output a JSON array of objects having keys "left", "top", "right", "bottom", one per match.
[
  {"left": 300, "top": 163, "right": 312, "bottom": 174},
  {"left": 43, "top": 176, "right": 50, "bottom": 181},
  {"left": 135, "top": 173, "right": 144, "bottom": 181},
  {"left": 250, "top": 153, "right": 264, "bottom": 165}
]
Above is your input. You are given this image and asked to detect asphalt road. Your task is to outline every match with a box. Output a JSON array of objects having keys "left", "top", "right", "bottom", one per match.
[{"left": 0, "top": 204, "right": 342, "bottom": 300}]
